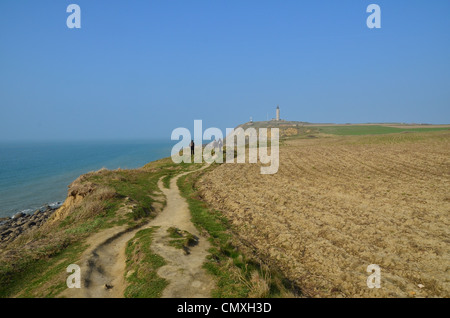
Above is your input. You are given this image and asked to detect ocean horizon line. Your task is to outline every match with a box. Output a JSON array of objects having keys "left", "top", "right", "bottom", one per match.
[{"left": 0, "top": 140, "right": 173, "bottom": 219}]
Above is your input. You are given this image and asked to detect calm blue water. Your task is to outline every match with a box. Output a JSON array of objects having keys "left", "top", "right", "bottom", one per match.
[{"left": 0, "top": 140, "right": 173, "bottom": 218}]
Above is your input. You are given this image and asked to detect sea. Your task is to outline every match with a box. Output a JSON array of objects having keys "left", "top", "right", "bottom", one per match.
[{"left": 0, "top": 140, "right": 173, "bottom": 219}]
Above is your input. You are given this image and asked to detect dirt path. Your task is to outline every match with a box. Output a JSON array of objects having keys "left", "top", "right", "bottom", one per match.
[
  {"left": 59, "top": 166, "right": 214, "bottom": 298},
  {"left": 59, "top": 223, "right": 141, "bottom": 298},
  {"left": 151, "top": 168, "right": 215, "bottom": 298}
]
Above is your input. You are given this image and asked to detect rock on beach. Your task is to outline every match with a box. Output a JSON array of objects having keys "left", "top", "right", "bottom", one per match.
[{"left": 0, "top": 204, "right": 60, "bottom": 245}]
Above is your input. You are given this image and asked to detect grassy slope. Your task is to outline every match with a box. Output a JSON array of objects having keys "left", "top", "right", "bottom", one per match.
[{"left": 0, "top": 158, "right": 197, "bottom": 298}]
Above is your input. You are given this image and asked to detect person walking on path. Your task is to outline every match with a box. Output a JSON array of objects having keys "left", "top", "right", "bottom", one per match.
[
  {"left": 190, "top": 140, "right": 195, "bottom": 156},
  {"left": 218, "top": 138, "right": 223, "bottom": 152}
]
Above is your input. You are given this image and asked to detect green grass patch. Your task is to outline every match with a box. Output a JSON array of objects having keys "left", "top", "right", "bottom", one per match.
[
  {"left": 168, "top": 239, "right": 187, "bottom": 250},
  {"left": 166, "top": 227, "right": 198, "bottom": 251},
  {"left": 124, "top": 227, "right": 168, "bottom": 298},
  {"left": 64, "top": 217, "right": 105, "bottom": 235},
  {"left": 162, "top": 174, "right": 172, "bottom": 189},
  {"left": 88, "top": 170, "right": 160, "bottom": 222},
  {"left": 0, "top": 241, "right": 86, "bottom": 298},
  {"left": 314, "top": 125, "right": 449, "bottom": 136},
  {"left": 167, "top": 226, "right": 184, "bottom": 238}
]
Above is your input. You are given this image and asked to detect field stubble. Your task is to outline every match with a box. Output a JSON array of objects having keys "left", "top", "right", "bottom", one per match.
[{"left": 198, "top": 132, "right": 450, "bottom": 297}]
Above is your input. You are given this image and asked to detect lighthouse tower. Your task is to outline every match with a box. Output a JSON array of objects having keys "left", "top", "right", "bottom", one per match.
[{"left": 276, "top": 105, "right": 280, "bottom": 121}]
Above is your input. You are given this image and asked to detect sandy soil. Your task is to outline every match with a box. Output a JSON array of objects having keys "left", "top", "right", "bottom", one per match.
[
  {"left": 198, "top": 132, "right": 450, "bottom": 297},
  {"left": 60, "top": 166, "right": 214, "bottom": 298}
]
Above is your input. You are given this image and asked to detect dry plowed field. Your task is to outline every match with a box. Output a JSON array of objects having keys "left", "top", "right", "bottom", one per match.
[{"left": 198, "top": 132, "right": 450, "bottom": 297}]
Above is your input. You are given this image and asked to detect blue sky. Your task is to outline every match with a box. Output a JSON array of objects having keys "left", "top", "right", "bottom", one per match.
[{"left": 0, "top": 0, "right": 449, "bottom": 141}]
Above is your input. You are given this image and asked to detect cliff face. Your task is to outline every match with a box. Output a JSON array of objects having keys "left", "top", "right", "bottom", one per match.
[
  {"left": 49, "top": 175, "right": 97, "bottom": 224},
  {"left": 0, "top": 176, "right": 100, "bottom": 246}
]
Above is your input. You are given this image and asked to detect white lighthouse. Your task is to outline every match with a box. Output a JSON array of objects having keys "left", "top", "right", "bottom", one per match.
[{"left": 276, "top": 105, "right": 280, "bottom": 121}]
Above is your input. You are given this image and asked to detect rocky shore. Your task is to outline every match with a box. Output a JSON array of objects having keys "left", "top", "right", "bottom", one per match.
[{"left": 0, "top": 204, "right": 61, "bottom": 244}]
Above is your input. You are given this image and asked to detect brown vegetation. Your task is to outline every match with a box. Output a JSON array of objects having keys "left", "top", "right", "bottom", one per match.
[{"left": 198, "top": 131, "right": 450, "bottom": 297}]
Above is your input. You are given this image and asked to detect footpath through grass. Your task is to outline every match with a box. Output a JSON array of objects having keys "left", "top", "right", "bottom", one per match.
[{"left": 0, "top": 157, "right": 196, "bottom": 298}]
